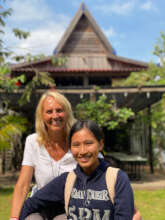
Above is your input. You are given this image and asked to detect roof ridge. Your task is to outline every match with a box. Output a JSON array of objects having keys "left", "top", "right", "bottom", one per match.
[{"left": 55, "top": 3, "right": 114, "bottom": 55}]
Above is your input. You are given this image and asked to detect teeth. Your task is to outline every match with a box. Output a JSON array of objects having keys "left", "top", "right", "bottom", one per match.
[{"left": 50, "top": 119, "right": 62, "bottom": 126}]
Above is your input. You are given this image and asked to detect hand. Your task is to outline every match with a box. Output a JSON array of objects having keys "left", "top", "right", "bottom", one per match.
[{"left": 133, "top": 207, "right": 142, "bottom": 220}]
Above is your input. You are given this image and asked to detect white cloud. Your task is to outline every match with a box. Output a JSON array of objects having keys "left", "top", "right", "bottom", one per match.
[
  {"left": 18, "top": 26, "right": 64, "bottom": 55},
  {"left": 7, "top": 0, "right": 51, "bottom": 24},
  {"left": 94, "top": 0, "right": 158, "bottom": 15},
  {"left": 5, "top": 0, "right": 71, "bottom": 57},
  {"left": 5, "top": 23, "right": 66, "bottom": 57},
  {"left": 103, "top": 27, "right": 116, "bottom": 38},
  {"left": 94, "top": 1, "right": 136, "bottom": 15},
  {"left": 140, "top": 0, "right": 158, "bottom": 12}
]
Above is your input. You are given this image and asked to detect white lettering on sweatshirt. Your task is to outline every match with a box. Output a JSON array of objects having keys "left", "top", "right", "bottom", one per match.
[{"left": 71, "top": 188, "right": 109, "bottom": 201}]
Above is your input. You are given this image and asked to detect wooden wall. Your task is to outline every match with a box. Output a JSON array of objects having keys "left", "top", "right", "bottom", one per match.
[{"left": 62, "top": 15, "right": 107, "bottom": 54}]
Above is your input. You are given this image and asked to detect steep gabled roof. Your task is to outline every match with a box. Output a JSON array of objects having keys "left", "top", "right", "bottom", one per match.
[
  {"left": 55, "top": 3, "right": 114, "bottom": 55},
  {"left": 11, "top": 3, "right": 148, "bottom": 74}
]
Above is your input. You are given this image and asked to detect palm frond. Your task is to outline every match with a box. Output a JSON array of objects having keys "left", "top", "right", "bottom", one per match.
[{"left": 0, "top": 114, "right": 28, "bottom": 151}]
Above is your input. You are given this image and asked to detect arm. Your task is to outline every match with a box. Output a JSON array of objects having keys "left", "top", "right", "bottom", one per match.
[
  {"left": 19, "top": 173, "right": 67, "bottom": 220},
  {"left": 114, "top": 170, "right": 134, "bottom": 220},
  {"left": 10, "top": 165, "right": 34, "bottom": 219},
  {"left": 10, "top": 135, "right": 35, "bottom": 219},
  {"left": 133, "top": 207, "right": 142, "bottom": 220}
]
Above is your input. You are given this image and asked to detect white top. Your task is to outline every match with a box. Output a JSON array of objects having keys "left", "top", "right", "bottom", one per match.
[{"left": 22, "top": 133, "right": 77, "bottom": 190}]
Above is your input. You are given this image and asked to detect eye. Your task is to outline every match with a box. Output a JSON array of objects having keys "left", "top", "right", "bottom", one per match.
[
  {"left": 71, "top": 142, "right": 80, "bottom": 147},
  {"left": 56, "top": 108, "right": 63, "bottom": 113},
  {"left": 46, "top": 109, "right": 53, "bottom": 114},
  {"left": 84, "top": 140, "right": 93, "bottom": 145}
]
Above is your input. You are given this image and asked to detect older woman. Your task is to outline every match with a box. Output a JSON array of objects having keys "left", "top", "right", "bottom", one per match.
[{"left": 10, "top": 91, "right": 77, "bottom": 220}]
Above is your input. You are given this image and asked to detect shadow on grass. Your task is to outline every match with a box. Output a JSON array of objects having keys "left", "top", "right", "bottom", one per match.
[{"left": 0, "top": 187, "right": 14, "bottom": 195}]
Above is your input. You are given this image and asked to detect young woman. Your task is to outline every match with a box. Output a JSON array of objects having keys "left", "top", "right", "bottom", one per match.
[{"left": 19, "top": 120, "right": 134, "bottom": 220}]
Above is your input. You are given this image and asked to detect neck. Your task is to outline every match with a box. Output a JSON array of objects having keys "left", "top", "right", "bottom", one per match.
[
  {"left": 82, "top": 159, "right": 100, "bottom": 176},
  {"left": 48, "top": 128, "right": 65, "bottom": 142},
  {"left": 47, "top": 129, "right": 68, "bottom": 151}
]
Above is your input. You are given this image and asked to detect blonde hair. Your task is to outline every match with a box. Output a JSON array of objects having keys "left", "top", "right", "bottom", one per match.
[{"left": 35, "top": 90, "right": 76, "bottom": 145}]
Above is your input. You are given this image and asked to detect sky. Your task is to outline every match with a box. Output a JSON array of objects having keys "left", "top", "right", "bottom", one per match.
[{"left": 3, "top": 0, "right": 165, "bottom": 63}]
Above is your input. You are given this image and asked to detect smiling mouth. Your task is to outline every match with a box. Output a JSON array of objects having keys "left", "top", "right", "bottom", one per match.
[
  {"left": 78, "top": 156, "right": 91, "bottom": 162},
  {"left": 49, "top": 119, "right": 63, "bottom": 126}
]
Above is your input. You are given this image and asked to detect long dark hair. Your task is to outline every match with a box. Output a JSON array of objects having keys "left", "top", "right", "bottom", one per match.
[{"left": 68, "top": 120, "right": 103, "bottom": 147}]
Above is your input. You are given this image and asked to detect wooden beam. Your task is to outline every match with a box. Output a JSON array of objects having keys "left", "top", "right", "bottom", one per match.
[{"left": 1, "top": 86, "right": 165, "bottom": 94}]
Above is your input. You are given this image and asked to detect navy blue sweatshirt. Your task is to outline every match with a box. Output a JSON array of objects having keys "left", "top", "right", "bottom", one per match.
[{"left": 19, "top": 159, "right": 134, "bottom": 220}]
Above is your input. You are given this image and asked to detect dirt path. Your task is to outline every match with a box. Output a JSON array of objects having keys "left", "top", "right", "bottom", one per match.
[
  {"left": 0, "top": 171, "right": 19, "bottom": 187},
  {"left": 131, "top": 170, "right": 165, "bottom": 190}
]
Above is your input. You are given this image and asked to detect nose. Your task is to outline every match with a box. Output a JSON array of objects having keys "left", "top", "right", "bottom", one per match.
[
  {"left": 52, "top": 111, "right": 60, "bottom": 118},
  {"left": 79, "top": 144, "right": 88, "bottom": 155}
]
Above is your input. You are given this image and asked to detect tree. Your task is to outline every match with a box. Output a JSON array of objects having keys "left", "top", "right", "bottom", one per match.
[
  {"left": 0, "top": 113, "right": 28, "bottom": 151},
  {"left": 113, "top": 32, "right": 165, "bottom": 170},
  {"left": 75, "top": 95, "right": 134, "bottom": 130},
  {"left": 0, "top": 110, "right": 28, "bottom": 173},
  {"left": 0, "top": 1, "right": 56, "bottom": 172},
  {"left": 0, "top": 1, "right": 30, "bottom": 63},
  {"left": 113, "top": 32, "right": 165, "bottom": 87}
]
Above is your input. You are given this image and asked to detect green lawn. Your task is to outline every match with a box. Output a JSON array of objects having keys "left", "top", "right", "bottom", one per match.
[
  {"left": 0, "top": 187, "right": 13, "bottom": 220},
  {"left": 134, "top": 189, "right": 165, "bottom": 220},
  {"left": 0, "top": 187, "right": 165, "bottom": 220}
]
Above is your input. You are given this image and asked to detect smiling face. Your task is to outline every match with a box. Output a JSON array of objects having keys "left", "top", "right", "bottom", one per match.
[
  {"left": 42, "top": 96, "right": 67, "bottom": 133},
  {"left": 71, "top": 127, "right": 103, "bottom": 175}
]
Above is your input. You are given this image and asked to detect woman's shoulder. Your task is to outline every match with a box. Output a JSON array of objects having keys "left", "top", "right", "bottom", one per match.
[
  {"left": 115, "top": 169, "right": 131, "bottom": 189},
  {"left": 25, "top": 133, "right": 41, "bottom": 149},
  {"left": 26, "top": 133, "right": 40, "bottom": 144},
  {"left": 26, "top": 133, "right": 38, "bottom": 141}
]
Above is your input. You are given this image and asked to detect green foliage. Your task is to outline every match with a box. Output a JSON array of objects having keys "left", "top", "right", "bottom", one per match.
[
  {"left": 0, "top": 2, "right": 55, "bottom": 155},
  {"left": 151, "top": 96, "right": 165, "bottom": 151},
  {"left": 0, "top": 65, "right": 26, "bottom": 92},
  {"left": 153, "top": 32, "right": 165, "bottom": 65},
  {"left": 0, "top": 3, "right": 29, "bottom": 63},
  {"left": 51, "top": 57, "right": 67, "bottom": 67},
  {"left": 0, "top": 114, "right": 28, "bottom": 150},
  {"left": 18, "top": 70, "right": 56, "bottom": 106},
  {"left": 12, "top": 28, "right": 30, "bottom": 39},
  {"left": 76, "top": 95, "right": 134, "bottom": 130},
  {"left": 114, "top": 32, "right": 165, "bottom": 169},
  {"left": 114, "top": 32, "right": 165, "bottom": 87},
  {"left": 0, "top": 4, "right": 12, "bottom": 61},
  {"left": 0, "top": 2, "right": 58, "bottom": 108},
  {"left": 113, "top": 62, "right": 165, "bottom": 87},
  {"left": 13, "top": 53, "right": 46, "bottom": 63}
]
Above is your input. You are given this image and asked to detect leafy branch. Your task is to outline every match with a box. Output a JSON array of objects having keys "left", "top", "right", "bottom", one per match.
[
  {"left": 18, "top": 70, "right": 56, "bottom": 106},
  {"left": 76, "top": 95, "right": 134, "bottom": 130},
  {"left": 0, "top": 114, "right": 28, "bottom": 150}
]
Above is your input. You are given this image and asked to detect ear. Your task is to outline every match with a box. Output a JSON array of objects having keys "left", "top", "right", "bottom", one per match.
[{"left": 99, "top": 139, "right": 104, "bottom": 151}]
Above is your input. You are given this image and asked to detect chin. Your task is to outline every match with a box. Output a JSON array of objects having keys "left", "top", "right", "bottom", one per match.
[
  {"left": 79, "top": 161, "right": 92, "bottom": 168},
  {"left": 49, "top": 126, "right": 64, "bottom": 132}
]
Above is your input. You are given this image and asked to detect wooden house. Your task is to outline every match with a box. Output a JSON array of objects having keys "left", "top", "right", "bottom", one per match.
[
  {"left": 11, "top": 3, "right": 148, "bottom": 88},
  {"left": 1, "top": 3, "right": 165, "bottom": 175}
]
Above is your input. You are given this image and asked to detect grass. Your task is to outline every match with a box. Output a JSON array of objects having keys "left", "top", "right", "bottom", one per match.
[
  {"left": 134, "top": 189, "right": 165, "bottom": 220},
  {"left": 0, "top": 187, "right": 13, "bottom": 220},
  {"left": 0, "top": 187, "right": 165, "bottom": 220}
]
